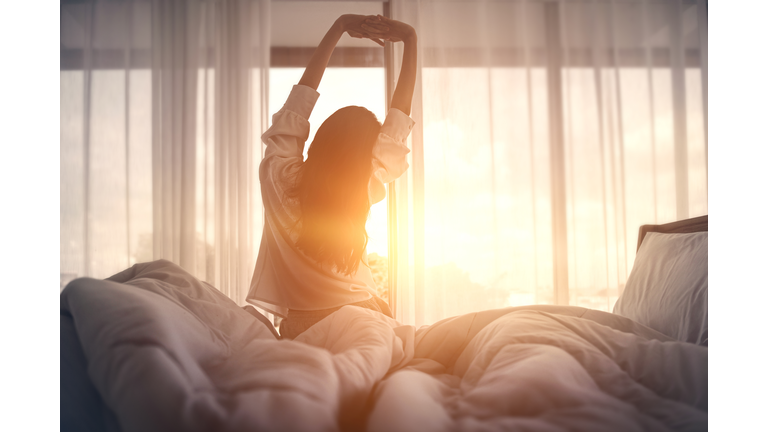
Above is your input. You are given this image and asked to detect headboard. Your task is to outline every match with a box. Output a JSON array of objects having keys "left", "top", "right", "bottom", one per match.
[{"left": 636, "top": 215, "right": 708, "bottom": 252}]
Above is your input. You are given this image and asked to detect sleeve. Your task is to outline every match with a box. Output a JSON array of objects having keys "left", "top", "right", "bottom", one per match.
[
  {"left": 368, "top": 108, "right": 416, "bottom": 204},
  {"left": 261, "top": 85, "right": 321, "bottom": 162}
]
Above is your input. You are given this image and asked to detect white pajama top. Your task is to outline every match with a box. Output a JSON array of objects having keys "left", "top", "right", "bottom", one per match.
[{"left": 246, "top": 84, "right": 415, "bottom": 317}]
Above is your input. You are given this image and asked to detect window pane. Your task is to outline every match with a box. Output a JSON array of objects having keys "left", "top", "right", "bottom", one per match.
[{"left": 61, "top": 69, "right": 153, "bottom": 283}]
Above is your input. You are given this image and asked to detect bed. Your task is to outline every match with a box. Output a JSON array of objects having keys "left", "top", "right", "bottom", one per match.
[{"left": 61, "top": 216, "right": 708, "bottom": 432}]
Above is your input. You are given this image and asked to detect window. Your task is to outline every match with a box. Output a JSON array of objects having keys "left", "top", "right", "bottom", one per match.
[
  {"left": 61, "top": 1, "right": 707, "bottom": 323},
  {"left": 61, "top": 1, "right": 154, "bottom": 285},
  {"left": 391, "top": 0, "right": 707, "bottom": 326}
]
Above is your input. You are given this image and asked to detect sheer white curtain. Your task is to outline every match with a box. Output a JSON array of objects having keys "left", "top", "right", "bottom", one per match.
[
  {"left": 61, "top": 0, "right": 707, "bottom": 322},
  {"left": 60, "top": 0, "right": 270, "bottom": 305},
  {"left": 389, "top": 0, "right": 708, "bottom": 326}
]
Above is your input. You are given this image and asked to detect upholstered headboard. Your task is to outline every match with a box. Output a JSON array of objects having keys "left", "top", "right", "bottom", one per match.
[{"left": 637, "top": 215, "right": 708, "bottom": 252}]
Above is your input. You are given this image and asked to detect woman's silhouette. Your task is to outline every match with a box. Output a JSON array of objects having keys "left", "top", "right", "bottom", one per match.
[{"left": 246, "top": 14, "right": 417, "bottom": 339}]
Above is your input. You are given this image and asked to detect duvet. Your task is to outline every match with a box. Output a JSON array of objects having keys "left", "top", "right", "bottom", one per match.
[{"left": 60, "top": 260, "right": 707, "bottom": 432}]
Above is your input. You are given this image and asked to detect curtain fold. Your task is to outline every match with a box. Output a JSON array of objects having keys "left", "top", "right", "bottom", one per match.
[
  {"left": 151, "top": 0, "right": 200, "bottom": 272},
  {"left": 390, "top": 0, "right": 708, "bottom": 325},
  {"left": 206, "top": 0, "right": 269, "bottom": 303}
]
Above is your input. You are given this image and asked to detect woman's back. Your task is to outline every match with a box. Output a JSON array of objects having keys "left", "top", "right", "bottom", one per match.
[{"left": 246, "top": 84, "right": 413, "bottom": 319}]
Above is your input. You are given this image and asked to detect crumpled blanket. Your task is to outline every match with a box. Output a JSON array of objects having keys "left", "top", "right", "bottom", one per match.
[{"left": 60, "top": 260, "right": 707, "bottom": 432}]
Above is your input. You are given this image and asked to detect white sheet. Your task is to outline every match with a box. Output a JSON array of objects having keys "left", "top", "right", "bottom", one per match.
[{"left": 61, "top": 260, "right": 707, "bottom": 432}]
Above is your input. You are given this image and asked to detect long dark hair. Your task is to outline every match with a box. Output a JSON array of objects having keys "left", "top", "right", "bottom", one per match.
[{"left": 291, "top": 106, "right": 381, "bottom": 276}]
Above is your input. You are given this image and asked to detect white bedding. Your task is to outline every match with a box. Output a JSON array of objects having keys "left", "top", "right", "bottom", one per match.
[{"left": 61, "top": 260, "right": 707, "bottom": 432}]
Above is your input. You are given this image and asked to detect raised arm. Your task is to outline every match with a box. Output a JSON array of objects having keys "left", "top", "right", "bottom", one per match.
[
  {"left": 298, "top": 15, "right": 389, "bottom": 91},
  {"left": 374, "top": 15, "right": 417, "bottom": 116}
]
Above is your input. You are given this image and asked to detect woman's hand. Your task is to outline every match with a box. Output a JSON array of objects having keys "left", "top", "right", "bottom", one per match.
[
  {"left": 337, "top": 14, "right": 390, "bottom": 47},
  {"left": 381, "top": 15, "right": 417, "bottom": 115},
  {"left": 368, "top": 15, "right": 416, "bottom": 43}
]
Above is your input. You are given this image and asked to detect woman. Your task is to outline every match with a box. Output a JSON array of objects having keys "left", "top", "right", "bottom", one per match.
[{"left": 246, "top": 14, "right": 417, "bottom": 339}]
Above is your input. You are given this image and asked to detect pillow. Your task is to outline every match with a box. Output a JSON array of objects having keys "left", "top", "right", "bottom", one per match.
[{"left": 613, "top": 231, "right": 708, "bottom": 345}]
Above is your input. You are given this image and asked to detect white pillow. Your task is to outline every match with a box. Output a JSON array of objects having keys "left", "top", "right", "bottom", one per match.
[{"left": 613, "top": 231, "right": 708, "bottom": 345}]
